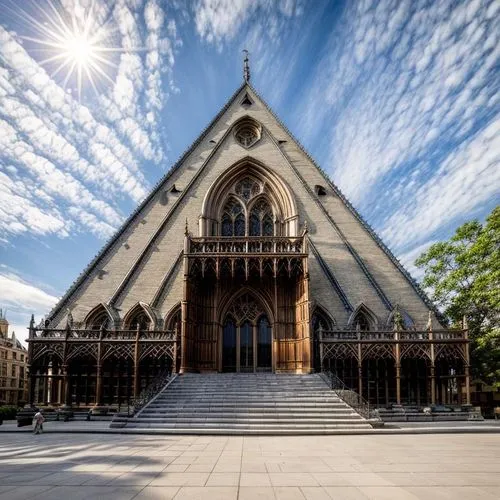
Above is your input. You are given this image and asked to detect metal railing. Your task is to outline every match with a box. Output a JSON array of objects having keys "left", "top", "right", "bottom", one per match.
[
  {"left": 188, "top": 236, "right": 306, "bottom": 255},
  {"left": 321, "top": 370, "right": 381, "bottom": 422},
  {"left": 131, "top": 370, "right": 173, "bottom": 415},
  {"left": 29, "top": 328, "right": 177, "bottom": 340},
  {"left": 320, "top": 329, "right": 467, "bottom": 342}
]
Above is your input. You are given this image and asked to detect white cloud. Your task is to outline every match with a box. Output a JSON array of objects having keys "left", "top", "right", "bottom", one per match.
[
  {"left": 294, "top": 0, "right": 499, "bottom": 251},
  {"left": 0, "top": 272, "right": 59, "bottom": 344},
  {"left": 193, "top": 0, "right": 304, "bottom": 47},
  {"left": 0, "top": 170, "right": 69, "bottom": 238},
  {"left": 0, "top": 0, "right": 182, "bottom": 242},
  {"left": 397, "top": 239, "right": 439, "bottom": 282},
  {"left": 381, "top": 120, "right": 500, "bottom": 250}
]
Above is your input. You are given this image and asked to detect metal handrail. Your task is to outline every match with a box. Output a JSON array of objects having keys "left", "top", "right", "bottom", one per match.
[
  {"left": 321, "top": 370, "right": 381, "bottom": 422},
  {"left": 131, "top": 370, "right": 172, "bottom": 414}
]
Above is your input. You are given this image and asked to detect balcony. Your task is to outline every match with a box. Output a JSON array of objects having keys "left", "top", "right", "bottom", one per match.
[
  {"left": 187, "top": 236, "right": 307, "bottom": 256},
  {"left": 186, "top": 236, "right": 308, "bottom": 279}
]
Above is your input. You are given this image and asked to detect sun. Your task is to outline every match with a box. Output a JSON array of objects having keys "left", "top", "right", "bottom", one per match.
[
  {"left": 65, "top": 35, "right": 94, "bottom": 66},
  {"left": 11, "top": 0, "right": 123, "bottom": 99}
]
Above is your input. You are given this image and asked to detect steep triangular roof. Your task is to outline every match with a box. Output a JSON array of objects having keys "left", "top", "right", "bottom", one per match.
[
  {"left": 47, "top": 82, "right": 247, "bottom": 323},
  {"left": 47, "top": 80, "right": 439, "bottom": 324}
]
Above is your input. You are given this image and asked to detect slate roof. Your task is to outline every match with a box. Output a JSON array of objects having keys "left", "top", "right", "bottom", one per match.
[{"left": 47, "top": 81, "right": 441, "bottom": 325}]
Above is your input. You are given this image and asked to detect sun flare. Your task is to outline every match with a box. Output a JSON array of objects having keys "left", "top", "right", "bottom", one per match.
[
  {"left": 65, "top": 35, "right": 94, "bottom": 66},
  {"left": 13, "top": 0, "right": 122, "bottom": 99}
]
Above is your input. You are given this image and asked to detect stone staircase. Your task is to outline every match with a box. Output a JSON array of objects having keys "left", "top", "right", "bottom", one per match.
[{"left": 112, "top": 373, "right": 374, "bottom": 434}]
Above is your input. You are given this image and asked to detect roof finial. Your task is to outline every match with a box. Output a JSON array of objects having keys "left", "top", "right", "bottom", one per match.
[{"left": 243, "top": 49, "right": 250, "bottom": 82}]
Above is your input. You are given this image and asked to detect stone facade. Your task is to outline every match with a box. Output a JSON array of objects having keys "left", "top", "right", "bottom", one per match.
[
  {"left": 27, "top": 82, "right": 469, "bottom": 409},
  {"left": 0, "top": 310, "right": 28, "bottom": 406}
]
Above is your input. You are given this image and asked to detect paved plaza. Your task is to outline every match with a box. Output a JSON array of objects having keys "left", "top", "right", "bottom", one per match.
[{"left": 0, "top": 432, "right": 499, "bottom": 499}]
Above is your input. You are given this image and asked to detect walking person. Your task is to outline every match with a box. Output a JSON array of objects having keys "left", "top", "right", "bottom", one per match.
[{"left": 33, "top": 409, "right": 45, "bottom": 435}]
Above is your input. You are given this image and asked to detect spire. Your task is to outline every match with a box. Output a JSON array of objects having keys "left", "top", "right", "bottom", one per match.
[{"left": 243, "top": 49, "right": 250, "bottom": 82}]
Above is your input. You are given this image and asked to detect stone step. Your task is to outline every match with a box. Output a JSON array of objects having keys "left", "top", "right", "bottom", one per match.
[
  {"left": 123, "top": 423, "right": 373, "bottom": 430},
  {"left": 142, "top": 407, "right": 354, "bottom": 414},
  {"left": 148, "top": 402, "right": 344, "bottom": 407},
  {"left": 121, "top": 428, "right": 374, "bottom": 435},
  {"left": 113, "top": 373, "right": 374, "bottom": 434},
  {"left": 144, "top": 410, "right": 353, "bottom": 416},
  {"left": 137, "top": 418, "right": 362, "bottom": 424}
]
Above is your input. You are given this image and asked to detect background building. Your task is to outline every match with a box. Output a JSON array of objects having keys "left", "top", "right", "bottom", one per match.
[{"left": 0, "top": 309, "right": 28, "bottom": 406}]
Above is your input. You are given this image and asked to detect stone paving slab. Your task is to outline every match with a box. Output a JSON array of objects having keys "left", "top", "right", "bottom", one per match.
[
  {"left": 1, "top": 419, "right": 500, "bottom": 435},
  {"left": 0, "top": 432, "right": 499, "bottom": 499}
]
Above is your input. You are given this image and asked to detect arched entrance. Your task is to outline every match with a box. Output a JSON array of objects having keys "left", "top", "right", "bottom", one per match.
[
  {"left": 221, "top": 292, "right": 273, "bottom": 372},
  {"left": 181, "top": 159, "right": 310, "bottom": 374}
]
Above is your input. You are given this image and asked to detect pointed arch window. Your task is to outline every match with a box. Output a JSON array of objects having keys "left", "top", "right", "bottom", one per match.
[
  {"left": 89, "top": 311, "right": 110, "bottom": 330},
  {"left": 123, "top": 303, "right": 154, "bottom": 331},
  {"left": 219, "top": 189, "right": 275, "bottom": 237},
  {"left": 129, "top": 311, "right": 151, "bottom": 331},
  {"left": 221, "top": 198, "right": 245, "bottom": 236},
  {"left": 353, "top": 313, "right": 370, "bottom": 331},
  {"left": 166, "top": 306, "right": 181, "bottom": 333},
  {"left": 249, "top": 198, "right": 274, "bottom": 236},
  {"left": 85, "top": 304, "right": 114, "bottom": 330},
  {"left": 312, "top": 309, "right": 334, "bottom": 334},
  {"left": 235, "top": 177, "right": 261, "bottom": 201}
]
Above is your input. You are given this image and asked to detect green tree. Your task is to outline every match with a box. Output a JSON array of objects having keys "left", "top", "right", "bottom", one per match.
[{"left": 416, "top": 206, "right": 500, "bottom": 387}]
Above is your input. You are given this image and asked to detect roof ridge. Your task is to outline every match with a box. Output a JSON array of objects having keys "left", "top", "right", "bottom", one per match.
[
  {"left": 48, "top": 82, "right": 247, "bottom": 324},
  {"left": 246, "top": 83, "right": 442, "bottom": 322}
]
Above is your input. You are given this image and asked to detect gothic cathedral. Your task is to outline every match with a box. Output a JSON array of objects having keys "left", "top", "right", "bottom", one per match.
[{"left": 27, "top": 74, "right": 469, "bottom": 410}]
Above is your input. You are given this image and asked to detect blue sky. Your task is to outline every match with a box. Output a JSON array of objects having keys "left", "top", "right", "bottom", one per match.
[{"left": 0, "top": 0, "right": 499, "bottom": 341}]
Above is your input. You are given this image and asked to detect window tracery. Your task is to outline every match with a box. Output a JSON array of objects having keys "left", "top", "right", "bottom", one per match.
[
  {"left": 219, "top": 178, "right": 275, "bottom": 236},
  {"left": 88, "top": 311, "right": 110, "bottom": 330},
  {"left": 85, "top": 304, "right": 113, "bottom": 330},
  {"left": 235, "top": 177, "right": 262, "bottom": 200},
  {"left": 221, "top": 198, "right": 245, "bottom": 236},
  {"left": 226, "top": 293, "right": 262, "bottom": 323},
  {"left": 249, "top": 198, "right": 274, "bottom": 236},
  {"left": 233, "top": 119, "right": 261, "bottom": 148}
]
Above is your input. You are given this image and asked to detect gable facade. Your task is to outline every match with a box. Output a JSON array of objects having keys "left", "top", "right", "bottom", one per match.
[{"left": 26, "top": 82, "right": 469, "bottom": 409}]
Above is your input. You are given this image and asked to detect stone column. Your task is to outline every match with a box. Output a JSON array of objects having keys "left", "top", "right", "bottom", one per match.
[
  {"left": 95, "top": 364, "right": 103, "bottom": 406},
  {"left": 357, "top": 326, "right": 362, "bottom": 399},
  {"left": 62, "top": 364, "right": 71, "bottom": 407},
  {"left": 395, "top": 364, "right": 401, "bottom": 405},
  {"left": 430, "top": 364, "right": 436, "bottom": 405},
  {"left": 428, "top": 313, "right": 436, "bottom": 404},
  {"left": 180, "top": 232, "right": 189, "bottom": 373},
  {"left": 133, "top": 325, "right": 140, "bottom": 399},
  {"left": 394, "top": 328, "right": 401, "bottom": 405}
]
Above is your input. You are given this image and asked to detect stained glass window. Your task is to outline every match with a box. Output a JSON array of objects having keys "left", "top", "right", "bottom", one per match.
[
  {"left": 234, "top": 213, "right": 245, "bottom": 236},
  {"left": 235, "top": 126, "right": 258, "bottom": 147},
  {"left": 221, "top": 198, "right": 245, "bottom": 236},
  {"left": 250, "top": 214, "right": 260, "bottom": 236},
  {"left": 263, "top": 214, "right": 274, "bottom": 236},
  {"left": 219, "top": 188, "right": 274, "bottom": 237},
  {"left": 235, "top": 177, "right": 261, "bottom": 201},
  {"left": 249, "top": 198, "right": 274, "bottom": 236}
]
